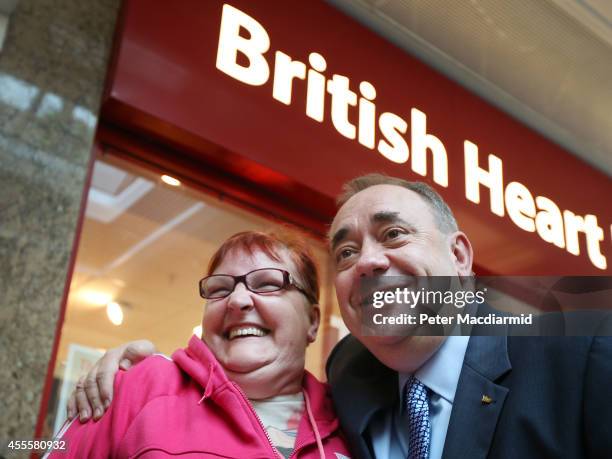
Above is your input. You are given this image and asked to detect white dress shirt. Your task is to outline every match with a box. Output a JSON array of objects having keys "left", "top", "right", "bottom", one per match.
[{"left": 368, "top": 336, "right": 470, "bottom": 459}]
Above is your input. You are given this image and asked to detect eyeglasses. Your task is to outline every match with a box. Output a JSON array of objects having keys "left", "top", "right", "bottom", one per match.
[{"left": 199, "top": 268, "right": 314, "bottom": 302}]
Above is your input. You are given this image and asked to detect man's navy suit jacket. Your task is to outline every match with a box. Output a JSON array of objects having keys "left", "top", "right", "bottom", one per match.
[{"left": 326, "top": 334, "right": 612, "bottom": 459}]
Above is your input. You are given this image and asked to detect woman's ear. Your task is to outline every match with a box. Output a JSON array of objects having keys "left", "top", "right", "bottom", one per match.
[
  {"left": 307, "top": 305, "right": 321, "bottom": 344},
  {"left": 448, "top": 231, "right": 473, "bottom": 277}
]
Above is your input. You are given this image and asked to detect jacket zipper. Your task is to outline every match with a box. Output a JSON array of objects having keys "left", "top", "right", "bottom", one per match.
[
  {"left": 287, "top": 414, "right": 327, "bottom": 459},
  {"left": 287, "top": 436, "right": 314, "bottom": 459},
  {"left": 231, "top": 382, "right": 284, "bottom": 459}
]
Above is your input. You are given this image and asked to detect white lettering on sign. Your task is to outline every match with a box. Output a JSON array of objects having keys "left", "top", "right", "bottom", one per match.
[
  {"left": 216, "top": 4, "right": 270, "bottom": 86},
  {"left": 464, "top": 141, "right": 505, "bottom": 217},
  {"left": 306, "top": 53, "right": 327, "bottom": 122},
  {"left": 215, "top": 3, "right": 608, "bottom": 270},
  {"left": 411, "top": 108, "right": 448, "bottom": 186},
  {"left": 215, "top": 3, "right": 448, "bottom": 183},
  {"left": 464, "top": 141, "right": 607, "bottom": 269},
  {"left": 377, "top": 112, "right": 408, "bottom": 163},
  {"left": 272, "top": 51, "right": 306, "bottom": 105}
]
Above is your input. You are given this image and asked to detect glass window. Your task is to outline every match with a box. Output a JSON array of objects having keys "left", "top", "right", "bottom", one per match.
[{"left": 41, "top": 156, "right": 345, "bottom": 438}]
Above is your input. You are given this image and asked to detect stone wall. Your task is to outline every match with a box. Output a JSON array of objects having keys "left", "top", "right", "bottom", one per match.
[{"left": 0, "top": 0, "right": 120, "bottom": 453}]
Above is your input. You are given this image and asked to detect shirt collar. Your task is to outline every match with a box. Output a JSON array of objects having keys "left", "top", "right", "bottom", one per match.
[{"left": 398, "top": 336, "right": 469, "bottom": 404}]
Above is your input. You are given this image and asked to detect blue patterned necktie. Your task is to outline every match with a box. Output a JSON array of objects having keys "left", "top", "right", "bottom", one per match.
[{"left": 405, "top": 376, "right": 431, "bottom": 459}]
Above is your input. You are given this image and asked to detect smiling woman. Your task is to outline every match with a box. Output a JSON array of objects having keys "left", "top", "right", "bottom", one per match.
[
  {"left": 45, "top": 231, "right": 351, "bottom": 459},
  {"left": 201, "top": 232, "right": 320, "bottom": 401},
  {"left": 36, "top": 154, "right": 349, "bottom": 458}
]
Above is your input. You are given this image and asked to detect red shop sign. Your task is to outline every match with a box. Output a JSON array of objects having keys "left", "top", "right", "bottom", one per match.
[{"left": 102, "top": 0, "right": 611, "bottom": 275}]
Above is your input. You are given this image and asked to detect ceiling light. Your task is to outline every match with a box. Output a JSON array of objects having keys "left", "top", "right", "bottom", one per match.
[
  {"left": 80, "top": 290, "right": 112, "bottom": 306},
  {"left": 161, "top": 174, "right": 181, "bottom": 186},
  {"left": 193, "top": 325, "right": 202, "bottom": 338},
  {"left": 106, "top": 301, "right": 124, "bottom": 326}
]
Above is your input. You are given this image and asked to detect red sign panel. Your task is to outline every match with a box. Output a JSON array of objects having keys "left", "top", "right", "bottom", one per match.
[{"left": 102, "top": 0, "right": 611, "bottom": 275}]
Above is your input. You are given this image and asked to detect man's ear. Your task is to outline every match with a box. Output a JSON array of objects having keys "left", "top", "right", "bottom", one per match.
[
  {"left": 307, "top": 305, "right": 321, "bottom": 344},
  {"left": 449, "top": 231, "right": 473, "bottom": 276}
]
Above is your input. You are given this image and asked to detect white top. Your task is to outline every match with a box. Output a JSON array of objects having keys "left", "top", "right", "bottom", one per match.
[{"left": 251, "top": 393, "right": 305, "bottom": 458}]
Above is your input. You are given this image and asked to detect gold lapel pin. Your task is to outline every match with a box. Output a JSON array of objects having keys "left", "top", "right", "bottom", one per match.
[{"left": 481, "top": 395, "right": 493, "bottom": 405}]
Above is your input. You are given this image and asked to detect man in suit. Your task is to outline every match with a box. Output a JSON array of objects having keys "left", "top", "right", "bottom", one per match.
[
  {"left": 326, "top": 174, "right": 611, "bottom": 458},
  {"left": 70, "top": 174, "right": 612, "bottom": 458}
]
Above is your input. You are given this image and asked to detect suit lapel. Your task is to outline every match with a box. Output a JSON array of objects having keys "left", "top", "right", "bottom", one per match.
[
  {"left": 342, "top": 373, "right": 397, "bottom": 459},
  {"left": 442, "top": 335, "right": 512, "bottom": 459},
  {"left": 329, "top": 337, "right": 398, "bottom": 459}
]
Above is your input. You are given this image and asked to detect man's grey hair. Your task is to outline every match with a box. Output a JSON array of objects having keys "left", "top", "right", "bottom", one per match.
[{"left": 337, "top": 173, "right": 459, "bottom": 234}]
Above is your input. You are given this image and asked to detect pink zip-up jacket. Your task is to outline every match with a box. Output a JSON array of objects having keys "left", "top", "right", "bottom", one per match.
[{"left": 47, "top": 336, "right": 351, "bottom": 458}]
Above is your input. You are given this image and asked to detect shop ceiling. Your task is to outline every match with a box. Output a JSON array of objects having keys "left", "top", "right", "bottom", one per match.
[{"left": 329, "top": 0, "right": 612, "bottom": 177}]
